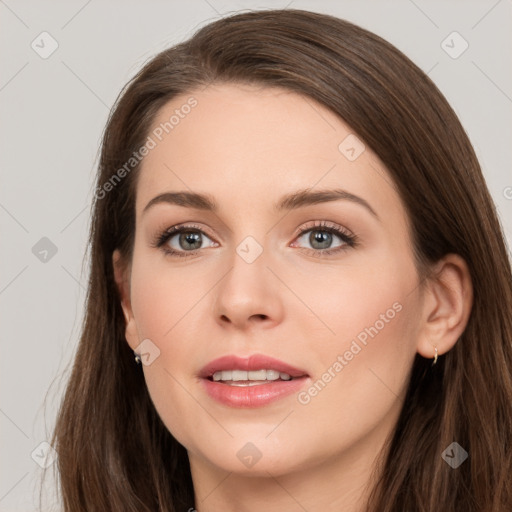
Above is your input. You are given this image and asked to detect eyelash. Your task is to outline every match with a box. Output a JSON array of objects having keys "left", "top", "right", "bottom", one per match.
[{"left": 151, "top": 221, "right": 358, "bottom": 259}]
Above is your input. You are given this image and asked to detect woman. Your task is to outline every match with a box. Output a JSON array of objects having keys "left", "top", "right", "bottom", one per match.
[{"left": 48, "top": 8, "right": 512, "bottom": 511}]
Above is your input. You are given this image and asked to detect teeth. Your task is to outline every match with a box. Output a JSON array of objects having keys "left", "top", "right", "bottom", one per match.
[
  {"left": 211, "top": 369, "right": 293, "bottom": 382},
  {"left": 264, "top": 370, "right": 280, "bottom": 381},
  {"left": 248, "top": 369, "right": 267, "bottom": 380},
  {"left": 232, "top": 370, "right": 247, "bottom": 381}
]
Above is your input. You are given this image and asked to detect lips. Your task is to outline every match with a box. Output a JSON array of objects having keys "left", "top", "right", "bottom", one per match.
[
  {"left": 198, "top": 354, "right": 310, "bottom": 408},
  {"left": 199, "top": 353, "right": 309, "bottom": 379}
]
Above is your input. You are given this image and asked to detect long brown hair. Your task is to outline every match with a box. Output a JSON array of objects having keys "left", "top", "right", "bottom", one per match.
[{"left": 47, "top": 9, "right": 512, "bottom": 511}]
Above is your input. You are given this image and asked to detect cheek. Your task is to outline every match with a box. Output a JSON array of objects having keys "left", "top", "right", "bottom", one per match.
[
  {"left": 293, "top": 253, "right": 421, "bottom": 430},
  {"left": 128, "top": 254, "right": 220, "bottom": 442},
  {"left": 291, "top": 248, "right": 418, "bottom": 355},
  {"left": 129, "top": 249, "right": 209, "bottom": 338}
]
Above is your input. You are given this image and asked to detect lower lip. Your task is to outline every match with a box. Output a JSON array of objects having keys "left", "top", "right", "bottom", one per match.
[{"left": 201, "top": 377, "right": 309, "bottom": 408}]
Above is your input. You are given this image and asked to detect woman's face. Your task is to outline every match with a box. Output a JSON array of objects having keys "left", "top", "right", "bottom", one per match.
[{"left": 117, "top": 83, "right": 428, "bottom": 478}]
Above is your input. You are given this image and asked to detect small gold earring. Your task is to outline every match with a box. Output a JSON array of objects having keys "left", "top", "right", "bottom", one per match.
[
  {"left": 432, "top": 346, "right": 438, "bottom": 366},
  {"left": 134, "top": 353, "right": 142, "bottom": 365}
]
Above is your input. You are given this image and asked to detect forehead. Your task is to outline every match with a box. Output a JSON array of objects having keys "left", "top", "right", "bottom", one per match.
[{"left": 135, "top": 83, "right": 404, "bottom": 224}]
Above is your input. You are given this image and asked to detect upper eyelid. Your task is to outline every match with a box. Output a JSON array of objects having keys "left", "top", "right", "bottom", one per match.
[
  {"left": 169, "top": 223, "right": 217, "bottom": 241},
  {"left": 297, "top": 221, "right": 353, "bottom": 236}
]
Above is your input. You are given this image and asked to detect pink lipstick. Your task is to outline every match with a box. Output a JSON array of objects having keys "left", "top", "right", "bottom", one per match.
[{"left": 199, "top": 353, "right": 310, "bottom": 408}]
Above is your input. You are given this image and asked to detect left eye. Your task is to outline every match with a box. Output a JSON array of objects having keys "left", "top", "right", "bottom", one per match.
[
  {"left": 294, "top": 227, "right": 349, "bottom": 251},
  {"left": 294, "top": 226, "right": 355, "bottom": 253}
]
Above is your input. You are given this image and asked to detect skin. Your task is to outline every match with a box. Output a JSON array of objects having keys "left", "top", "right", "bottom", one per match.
[{"left": 113, "top": 83, "right": 472, "bottom": 511}]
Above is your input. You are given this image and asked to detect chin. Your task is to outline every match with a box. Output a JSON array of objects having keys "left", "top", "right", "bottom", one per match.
[{"left": 192, "top": 438, "right": 311, "bottom": 477}]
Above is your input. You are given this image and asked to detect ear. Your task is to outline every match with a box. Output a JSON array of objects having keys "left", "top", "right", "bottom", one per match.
[
  {"left": 416, "top": 253, "right": 473, "bottom": 360},
  {"left": 112, "top": 249, "right": 139, "bottom": 352}
]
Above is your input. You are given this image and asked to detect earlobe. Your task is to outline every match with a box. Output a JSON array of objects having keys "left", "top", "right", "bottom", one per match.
[
  {"left": 416, "top": 254, "right": 473, "bottom": 360},
  {"left": 112, "top": 249, "right": 139, "bottom": 351}
]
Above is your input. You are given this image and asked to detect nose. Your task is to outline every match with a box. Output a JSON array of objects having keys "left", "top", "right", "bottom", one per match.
[{"left": 212, "top": 248, "right": 285, "bottom": 331}]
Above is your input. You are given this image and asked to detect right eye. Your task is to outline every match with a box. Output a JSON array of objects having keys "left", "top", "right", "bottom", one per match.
[{"left": 153, "top": 224, "right": 219, "bottom": 258}]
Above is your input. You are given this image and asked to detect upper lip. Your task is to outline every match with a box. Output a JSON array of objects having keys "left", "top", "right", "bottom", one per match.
[{"left": 199, "top": 354, "right": 309, "bottom": 379}]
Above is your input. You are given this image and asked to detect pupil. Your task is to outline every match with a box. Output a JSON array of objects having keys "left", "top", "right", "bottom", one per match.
[
  {"left": 311, "top": 231, "right": 332, "bottom": 249},
  {"left": 180, "top": 231, "right": 201, "bottom": 250}
]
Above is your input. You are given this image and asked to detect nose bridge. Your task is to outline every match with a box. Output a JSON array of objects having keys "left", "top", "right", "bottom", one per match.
[
  {"left": 223, "top": 232, "right": 270, "bottom": 301},
  {"left": 235, "top": 233, "right": 266, "bottom": 266},
  {"left": 212, "top": 230, "right": 283, "bottom": 328}
]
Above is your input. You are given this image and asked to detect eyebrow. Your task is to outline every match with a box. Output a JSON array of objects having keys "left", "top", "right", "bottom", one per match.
[{"left": 142, "top": 188, "right": 379, "bottom": 219}]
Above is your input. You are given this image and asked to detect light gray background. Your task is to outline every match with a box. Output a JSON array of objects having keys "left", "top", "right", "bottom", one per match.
[{"left": 1, "top": 0, "right": 511, "bottom": 510}]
